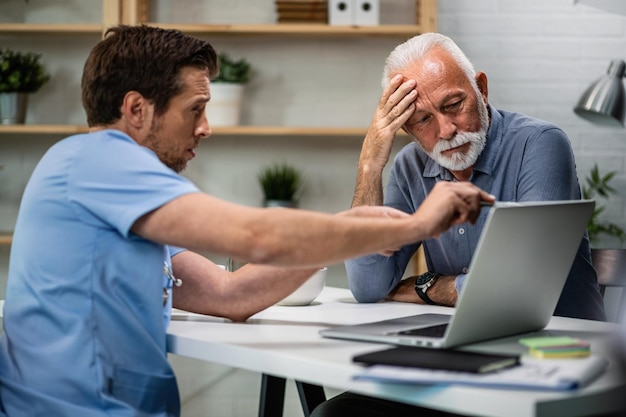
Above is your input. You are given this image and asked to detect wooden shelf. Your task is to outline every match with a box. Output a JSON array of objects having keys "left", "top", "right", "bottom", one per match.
[
  {"left": 210, "top": 126, "right": 410, "bottom": 137},
  {"left": 0, "top": 234, "right": 12, "bottom": 246},
  {"left": 141, "top": 0, "right": 435, "bottom": 36},
  {"left": 0, "top": 22, "right": 428, "bottom": 38},
  {"left": 208, "top": 126, "right": 371, "bottom": 136},
  {"left": 0, "top": 125, "right": 384, "bottom": 137},
  {"left": 0, "top": 23, "right": 103, "bottom": 35},
  {"left": 0, "top": 125, "right": 90, "bottom": 135},
  {"left": 149, "top": 23, "right": 428, "bottom": 38},
  {"left": 0, "top": 0, "right": 436, "bottom": 37}
]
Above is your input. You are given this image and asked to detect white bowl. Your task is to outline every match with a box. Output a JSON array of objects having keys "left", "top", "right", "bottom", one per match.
[{"left": 277, "top": 267, "right": 327, "bottom": 306}]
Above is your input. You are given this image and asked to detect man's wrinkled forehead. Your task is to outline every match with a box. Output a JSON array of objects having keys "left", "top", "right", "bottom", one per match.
[{"left": 412, "top": 54, "right": 473, "bottom": 93}]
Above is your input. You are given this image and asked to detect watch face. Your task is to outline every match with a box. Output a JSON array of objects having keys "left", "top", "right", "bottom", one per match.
[
  {"left": 415, "top": 276, "right": 431, "bottom": 286},
  {"left": 415, "top": 272, "right": 436, "bottom": 286}
]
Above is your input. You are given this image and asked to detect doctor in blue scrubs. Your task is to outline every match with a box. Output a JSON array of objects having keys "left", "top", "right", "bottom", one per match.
[{"left": 0, "top": 25, "right": 493, "bottom": 416}]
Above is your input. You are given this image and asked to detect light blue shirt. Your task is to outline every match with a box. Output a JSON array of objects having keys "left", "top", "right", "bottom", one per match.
[
  {"left": 346, "top": 105, "right": 606, "bottom": 321},
  {"left": 0, "top": 130, "right": 198, "bottom": 416}
]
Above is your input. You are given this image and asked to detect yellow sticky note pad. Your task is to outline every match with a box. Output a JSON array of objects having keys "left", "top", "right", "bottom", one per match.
[
  {"left": 519, "top": 336, "right": 588, "bottom": 349},
  {"left": 520, "top": 336, "right": 590, "bottom": 359},
  {"left": 529, "top": 348, "right": 591, "bottom": 359}
]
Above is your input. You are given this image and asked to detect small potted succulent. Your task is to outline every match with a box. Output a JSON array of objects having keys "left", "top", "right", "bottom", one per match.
[
  {"left": 258, "top": 162, "right": 304, "bottom": 208},
  {"left": 0, "top": 48, "right": 50, "bottom": 124},
  {"left": 207, "top": 52, "right": 252, "bottom": 126}
]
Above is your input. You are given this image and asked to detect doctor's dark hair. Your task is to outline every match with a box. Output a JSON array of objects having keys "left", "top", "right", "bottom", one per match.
[{"left": 81, "top": 25, "right": 219, "bottom": 127}]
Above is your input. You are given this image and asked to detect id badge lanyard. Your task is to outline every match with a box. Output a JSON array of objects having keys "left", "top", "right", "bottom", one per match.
[{"left": 162, "top": 247, "right": 182, "bottom": 326}]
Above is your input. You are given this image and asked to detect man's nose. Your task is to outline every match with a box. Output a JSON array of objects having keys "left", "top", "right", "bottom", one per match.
[
  {"left": 198, "top": 113, "right": 212, "bottom": 139},
  {"left": 436, "top": 114, "right": 457, "bottom": 140}
]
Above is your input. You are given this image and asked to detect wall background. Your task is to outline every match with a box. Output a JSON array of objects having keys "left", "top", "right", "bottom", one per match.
[{"left": 1, "top": 0, "right": 625, "bottom": 416}]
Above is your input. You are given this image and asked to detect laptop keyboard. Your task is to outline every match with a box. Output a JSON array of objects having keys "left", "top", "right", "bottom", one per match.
[{"left": 397, "top": 323, "right": 448, "bottom": 338}]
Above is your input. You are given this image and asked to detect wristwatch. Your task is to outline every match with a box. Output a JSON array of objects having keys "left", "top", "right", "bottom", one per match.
[{"left": 414, "top": 271, "right": 441, "bottom": 305}]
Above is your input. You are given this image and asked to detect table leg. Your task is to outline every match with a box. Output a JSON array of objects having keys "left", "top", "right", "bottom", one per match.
[
  {"left": 258, "top": 373, "right": 286, "bottom": 417},
  {"left": 296, "top": 380, "right": 326, "bottom": 417}
]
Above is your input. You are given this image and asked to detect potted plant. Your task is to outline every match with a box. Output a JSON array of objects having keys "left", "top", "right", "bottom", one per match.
[
  {"left": 0, "top": 48, "right": 50, "bottom": 124},
  {"left": 582, "top": 164, "right": 626, "bottom": 246},
  {"left": 214, "top": 52, "right": 251, "bottom": 84},
  {"left": 207, "top": 52, "right": 252, "bottom": 126},
  {"left": 582, "top": 164, "right": 626, "bottom": 321},
  {"left": 258, "top": 162, "right": 304, "bottom": 208}
]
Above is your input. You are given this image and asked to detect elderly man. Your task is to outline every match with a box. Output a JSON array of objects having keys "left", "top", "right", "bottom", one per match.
[
  {"left": 346, "top": 32, "right": 605, "bottom": 321},
  {"left": 311, "top": 30, "right": 606, "bottom": 417}
]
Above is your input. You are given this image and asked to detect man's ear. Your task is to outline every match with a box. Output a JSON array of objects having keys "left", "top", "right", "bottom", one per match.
[
  {"left": 120, "top": 91, "right": 151, "bottom": 129},
  {"left": 475, "top": 72, "right": 488, "bottom": 105}
]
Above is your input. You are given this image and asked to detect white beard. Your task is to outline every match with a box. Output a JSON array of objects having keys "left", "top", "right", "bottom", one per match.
[{"left": 421, "top": 99, "right": 489, "bottom": 172}]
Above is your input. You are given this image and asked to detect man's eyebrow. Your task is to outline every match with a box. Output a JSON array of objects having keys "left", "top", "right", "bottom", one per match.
[
  {"left": 442, "top": 89, "right": 467, "bottom": 102},
  {"left": 411, "top": 108, "right": 428, "bottom": 116},
  {"left": 440, "top": 90, "right": 465, "bottom": 101}
]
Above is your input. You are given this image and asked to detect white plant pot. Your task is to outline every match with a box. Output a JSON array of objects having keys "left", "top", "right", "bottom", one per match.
[
  {"left": 206, "top": 83, "right": 244, "bottom": 126},
  {"left": 264, "top": 199, "right": 298, "bottom": 208}
]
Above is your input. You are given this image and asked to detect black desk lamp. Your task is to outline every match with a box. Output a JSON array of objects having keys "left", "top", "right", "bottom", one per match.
[{"left": 574, "top": 59, "right": 626, "bottom": 127}]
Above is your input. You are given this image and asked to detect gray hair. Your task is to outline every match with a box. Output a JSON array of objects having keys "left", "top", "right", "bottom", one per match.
[{"left": 381, "top": 32, "right": 476, "bottom": 89}]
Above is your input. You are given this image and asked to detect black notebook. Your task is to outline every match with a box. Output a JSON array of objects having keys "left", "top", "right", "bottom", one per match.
[{"left": 353, "top": 346, "right": 520, "bottom": 374}]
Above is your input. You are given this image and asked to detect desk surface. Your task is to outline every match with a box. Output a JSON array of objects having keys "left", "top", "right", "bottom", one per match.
[{"left": 167, "top": 287, "right": 625, "bottom": 417}]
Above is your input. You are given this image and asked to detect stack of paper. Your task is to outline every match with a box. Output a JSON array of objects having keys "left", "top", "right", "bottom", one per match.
[{"left": 519, "top": 336, "right": 591, "bottom": 359}]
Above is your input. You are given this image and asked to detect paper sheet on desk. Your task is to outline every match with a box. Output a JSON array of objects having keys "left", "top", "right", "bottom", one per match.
[
  {"left": 170, "top": 309, "right": 226, "bottom": 322},
  {"left": 354, "top": 355, "right": 609, "bottom": 391}
]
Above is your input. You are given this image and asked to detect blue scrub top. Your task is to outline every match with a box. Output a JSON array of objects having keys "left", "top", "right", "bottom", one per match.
[{"left": 0, "top": 130, "right": 199, "bottom": 416}]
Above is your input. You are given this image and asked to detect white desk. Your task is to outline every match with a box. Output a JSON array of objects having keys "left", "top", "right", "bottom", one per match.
[{"left": 167, "top": 287, "right": 625, "bottom": 417}]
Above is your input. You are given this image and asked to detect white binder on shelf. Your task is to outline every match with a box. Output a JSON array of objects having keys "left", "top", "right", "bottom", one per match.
[
  {"left": 354, "top": 0, "right": 379, "bottom": 25},
  {"left": 328, "top": 0, "right": 354, "bottom": 25}
]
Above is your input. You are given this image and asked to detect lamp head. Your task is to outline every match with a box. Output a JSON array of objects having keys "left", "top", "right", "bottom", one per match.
[{"left": 574, "top": 59, "right": 626, "bottom": 127}]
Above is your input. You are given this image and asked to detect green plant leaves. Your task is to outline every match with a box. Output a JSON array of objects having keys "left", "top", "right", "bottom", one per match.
[
  {"left": 214, "top": 52, "right": 251, "bottom": 84},
  {"left": 0, "top": 48, "right": 50, "bottom": 93},
  {"left": 582, "top": 163, "right": 626, "bottom": 245},
  {"left": 258, "top": 162, "right": 303, "bottom": 202}
]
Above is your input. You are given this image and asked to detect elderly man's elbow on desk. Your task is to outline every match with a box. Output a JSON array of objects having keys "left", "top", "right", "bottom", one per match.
[
  {"left": 345, "top": 259, "right": 398, "bottom": 303},
  {"left": 348, "top": 281, "right": 395, "bottom": 303},
  {"left": 351, "top": 291, "right": 385, "bottom": 304}
]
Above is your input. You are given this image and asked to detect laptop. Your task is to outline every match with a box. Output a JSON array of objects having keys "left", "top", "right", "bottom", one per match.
[{"left": 320, "top": 200, "right": 595, "bottom": 349}]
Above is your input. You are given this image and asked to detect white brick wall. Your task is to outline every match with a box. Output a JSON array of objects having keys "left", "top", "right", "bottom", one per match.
[{"left": 439, "top": 0, "right": 626, "bottom": 248}]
